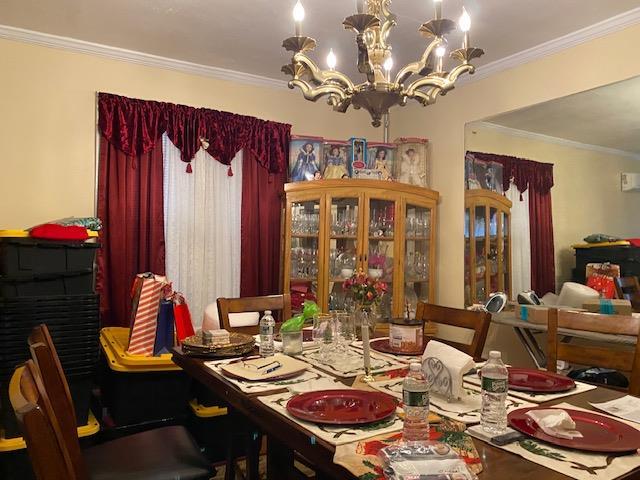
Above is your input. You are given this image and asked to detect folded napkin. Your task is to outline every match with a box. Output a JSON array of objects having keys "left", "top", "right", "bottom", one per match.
[
  {"left": 287, "top": 377, "right": 342, "bottom": 394},
  {"left": 526, "top": 409, "right": 584, "bottom": 439},
  {"left": 422, "top": 341, "right": 475, "bottom": 400}
]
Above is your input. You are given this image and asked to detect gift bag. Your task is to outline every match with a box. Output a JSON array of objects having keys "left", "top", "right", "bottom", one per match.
[
  {"left": 127, "top": 273, "right": 169, "bottom": 355},
  {"left": 153, "top": 299, "right": 175, "bottom": 356},
  {"left": 173, "top": 293, "right": 195, "bottom": 343},
  {"left": 586, "top": 262, "right": 620, "bottom": 299}
]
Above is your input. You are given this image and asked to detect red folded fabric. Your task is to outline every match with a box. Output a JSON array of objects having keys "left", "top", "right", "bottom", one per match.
[
  {"left": 627, "top": 238, "right": 640, "bottom": 247},
  {"left": 30, "top": 224, "right": 89, "bottom": 241}
]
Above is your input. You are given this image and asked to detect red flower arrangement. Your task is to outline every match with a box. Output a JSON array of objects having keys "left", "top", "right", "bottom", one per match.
[{"left": 343, "top": 270, "right": 387, "bottom": 309}]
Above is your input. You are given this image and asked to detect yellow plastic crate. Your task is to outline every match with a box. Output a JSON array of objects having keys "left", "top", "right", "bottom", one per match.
[
  {"left": 189, "top": 399, "right": 227, "bottom": 418},
  {"left": 0, "top": 229, "right": 99, "bottom": 238},
  {"left": 0, "top": 411, "right": 100, "bottom": 452},
  {"left": 100, "top": 327, "right": 181, "bottom": 373}
]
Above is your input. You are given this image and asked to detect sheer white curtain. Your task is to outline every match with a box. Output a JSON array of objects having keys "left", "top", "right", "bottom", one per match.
[
  {"left": 162, "top": 133, "right": 242, "bottom": 329},
  {"left": 506, "top": 181, "right": 531, "bottom": 295}
]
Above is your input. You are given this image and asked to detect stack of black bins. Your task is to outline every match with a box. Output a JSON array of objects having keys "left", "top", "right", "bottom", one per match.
[{"left": 0, "top": 235, "right": 100, "bottom": 438}]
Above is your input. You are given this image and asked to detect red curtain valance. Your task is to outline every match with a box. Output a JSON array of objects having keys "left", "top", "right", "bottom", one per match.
[
  {"left": 98, "top": 92, "right": 291, "bottom": 173},
  {"left": 467, "top": 151, "right": 554, "bottom": 194}
]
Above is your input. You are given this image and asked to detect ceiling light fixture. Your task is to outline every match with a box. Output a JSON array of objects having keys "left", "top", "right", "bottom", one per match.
[{"left": 281, "top": 0, "right": 484, "bottom": 127}]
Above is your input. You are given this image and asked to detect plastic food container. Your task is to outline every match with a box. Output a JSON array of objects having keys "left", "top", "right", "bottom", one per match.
[{"left": 389, "top": 317, "right": 424, "bottom": 353}]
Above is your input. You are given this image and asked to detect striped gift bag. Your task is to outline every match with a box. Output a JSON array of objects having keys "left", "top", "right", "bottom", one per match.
[{"left": 127, "top": 273, "right": 169, "bottom": 356}]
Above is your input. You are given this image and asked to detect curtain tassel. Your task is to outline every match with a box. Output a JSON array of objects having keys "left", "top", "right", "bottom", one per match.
[
  {"left": 186, "top": 163, "right": 193, "bottom": 174},
  {"left": 227, "top": 166, "right": 234, "bottom": 177}
]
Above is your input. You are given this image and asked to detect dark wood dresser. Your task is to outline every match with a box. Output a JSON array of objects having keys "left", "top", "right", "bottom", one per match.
[{"left": 573, "top": 245, "right": 640, "bottom": 283}]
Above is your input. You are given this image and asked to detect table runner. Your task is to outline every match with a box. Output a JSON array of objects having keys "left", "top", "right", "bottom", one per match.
[
  {"left": 295, "top": 346, "right": 406, "bottom": 378},
  {"left": 468, "top": 402, "right": 640, "bottom": 480},
  {"left": 257, "top": 390, "right": 404, "bottom": 446},
  {"left": 333, "top": 421, "right": 483, "bottom": 479},
  {"left": 369, "top": 377, "right": 535, "bottom": 424},
  {"left": 464, "top": 374, "right": 598, "bottom": 403},
  {"left": 204, "top": 357, "right": 335, "bottom": 394}
]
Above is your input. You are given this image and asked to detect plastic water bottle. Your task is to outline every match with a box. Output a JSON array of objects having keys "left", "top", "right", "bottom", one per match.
[
  {"left": 402, "top": 363, "right": 430, "bottom": 444},
  {"left": 481, "top": 350, "right": 508, "bottom": 434},
  {"left": 259, "top": 310, "right": 275, "bottom": 357}
]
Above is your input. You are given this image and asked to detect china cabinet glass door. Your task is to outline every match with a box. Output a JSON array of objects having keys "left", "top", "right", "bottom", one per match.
[
  {"left": 327, "top": 195, "right": 361, "bottom": 311},
  {"left": 404, "top": 203, "right": 432, "bottom": 318},
  {"left": 365, "top": 196, "right": 396, "bottom": 319},
  {"left": 288, "top": 198, "right": 322, "bottom": 311}
]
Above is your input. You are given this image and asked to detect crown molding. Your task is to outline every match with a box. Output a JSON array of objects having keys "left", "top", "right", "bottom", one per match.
[
  {"left": 0, "top": 24, "right": 288, "bottom": 90},
  {"left": 2, "top": 7, "right": 640, "bottom": 91},
  {"left": 474, "top": 121, "right": 640, "bottom": 161},
  {"left": 460, "top": 7, "right": 640, "bottom": 85}
]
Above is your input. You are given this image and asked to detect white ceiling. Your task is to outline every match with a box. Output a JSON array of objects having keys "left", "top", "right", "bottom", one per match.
[
  {"left": 1, "top": 0, "right": 640, "bottom": 80},
  {"left": 484, "top": 75, "right": 640, "bottom": 155}
]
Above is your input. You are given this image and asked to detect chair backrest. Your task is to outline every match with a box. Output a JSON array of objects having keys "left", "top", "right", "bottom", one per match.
[
  {"left": 217, "top": 294, "right": 292, "bottom": 335},
  {"left": 28, "top": 324, "right": 86, "bottom": 478},
  {"left": 9, "top": 361, "right": 80, "bottom": 480},
  {"left": 415, "top": 302, "right": 492, "bottom": 360},
  {"left": 615, "top": 276, "right": 640, "bottom": 301},
  {"left": 547, "top": 309, "right": 640, "bottom": 396}
]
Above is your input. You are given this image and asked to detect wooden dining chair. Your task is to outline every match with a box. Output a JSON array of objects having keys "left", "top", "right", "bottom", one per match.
[
  {"left": 24, "top": 324, "right": 213, "bottom": 480},
  {"left": 9, "top": 361, "right": 75, "bottom": 480},
  {"left": 217, "top": 293, "right": 292, "bottom": 335},
  {"left": 547, "top": 309, "right": 640, "bottom": 396},
  {"left": 415, "top": 302, "right": 492, "bottom": 360}
]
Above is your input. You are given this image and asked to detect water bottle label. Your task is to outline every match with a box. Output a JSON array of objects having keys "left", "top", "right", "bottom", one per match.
[
  {"left": 260, "top": 324, "right": 273, "bottom": 336},
  {"left": 403, "top": 390, "right": 429, "bottom": 407},
  {"left": 482, "top": 377, "right": 507, "bottom": 393}
]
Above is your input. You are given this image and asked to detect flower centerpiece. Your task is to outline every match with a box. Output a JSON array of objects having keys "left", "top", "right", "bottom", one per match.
[
  {"left": 343, "top": 270, "right": 387, "bottom": 382},
  {"left": 343, "top": 270, "right": 388, "bottom": 311}
]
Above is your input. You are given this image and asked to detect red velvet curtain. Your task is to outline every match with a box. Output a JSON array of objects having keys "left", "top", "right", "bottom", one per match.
[
  {"left": 466, "top": 151, "right": 556, "bottom": 294},
  {"left": 97, "top": 93, "right": 290, "bottom": 323},
  {"left": 240, "top": 154, "right": 287, "bottom": 297},
  {"left": 96, "top": 139, "right": 166, "bottom": 327},
  {"left": 529, "top": 188, "right": 556, "bottom": 295}
]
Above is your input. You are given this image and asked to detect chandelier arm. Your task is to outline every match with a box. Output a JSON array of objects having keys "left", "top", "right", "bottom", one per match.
[
  {"left": 443, "top": 62, "right": 476, "bottom": 83},
  {"left": 411, "top": 86, "right": 442, "bottom": 106},
  {"left": 393, "top": 39, "right": 441, "bottom": 87},
  {"left": 378, "top": 1, "right": 396, "bottom": 49},
  {"left": 288, "top": 78, "right": 350, "bottom": 103},
  {"left": 292, "top": 53, "right": 356, "bottom": 91},
  {"left": 402, "top": 75, "right": 448, "bottom": 98}
]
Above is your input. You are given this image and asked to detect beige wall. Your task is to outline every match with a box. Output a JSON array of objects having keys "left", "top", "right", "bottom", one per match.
[
  {"left": 393, "top": 23, "right": 640, "bottom": 307},
  {"left": 466, "top": 123, "right": 640, "bottom": 289},
  {"left": 0, "top": 38, "right": 381, "bottom": 229}
]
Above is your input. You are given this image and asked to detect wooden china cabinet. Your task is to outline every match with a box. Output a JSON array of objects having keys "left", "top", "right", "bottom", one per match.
[
  {"left": 282, "top": 179, "right": 439, "bottom": 318},
  {"left": 464, "top": 189, "right": 512, "bottom": 306}
]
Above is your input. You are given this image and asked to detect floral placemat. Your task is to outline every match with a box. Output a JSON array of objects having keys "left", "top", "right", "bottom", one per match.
[
  {"left": 204, "top": 357, "right": 334, "bottom": 394},
  {"left": 295, "top": 346, "right": 406, "bottom": 378},
  {"left": 333, "top": 421, "right": 483, "bottom": 480},
  {"left": 257, "top": 390, "right": 404, "bottom": 446},
  {"left": 369, "top": 377, "right": 535, "bottom": 424},
  {"left": 464, "top": 374, "right": 597, "bottom": 403},
  {"left": 469, "top": 402, "right": 640, "bottom": 480}
]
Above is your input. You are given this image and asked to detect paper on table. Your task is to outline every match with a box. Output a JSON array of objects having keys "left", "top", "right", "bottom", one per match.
[{"left": 590, "top": 395, "right": 640, "bottom": 424}]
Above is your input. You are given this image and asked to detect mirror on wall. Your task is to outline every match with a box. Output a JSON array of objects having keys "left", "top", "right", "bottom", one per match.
[{"left": 464, "top": 75, "right": 640, "bottom": 306}]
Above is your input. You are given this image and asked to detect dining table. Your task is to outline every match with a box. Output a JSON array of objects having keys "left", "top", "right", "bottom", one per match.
[{"left": 171, "top": 343, "right": 640, "bottom": 480}]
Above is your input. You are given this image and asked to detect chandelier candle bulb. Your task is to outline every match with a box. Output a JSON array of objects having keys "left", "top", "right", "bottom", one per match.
[
  {"left": 293, "top": 0, "right": 305, "bottom": 36},
  {"left": 434, "top": 0, "right": 443, "bottom": 20},
  {"left": 435, "top": 45, "right": 446, "bottom": 72},
  {"left": 327, "top": 49, "right": 337, "bottom": 70},
  {"left": 383, "top": 56, "right": 393, "bottom": 82},
  {"left": 357, "top": 0, "right": 366, "bottom": 14},
  {"left": 459, "top": 7, "right": 471, "bottom": 49}
]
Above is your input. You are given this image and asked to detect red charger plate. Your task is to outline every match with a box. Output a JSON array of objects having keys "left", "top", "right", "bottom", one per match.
[
  {"left": 507, "top": 368, "right": 575, "bottom": 393},
  {"left": 370, "top": 338, "right": 426, "bottom": 356},
  {"left": 286, "top": 389, "right": 397, "bottom": 425},
  {"left": 508, "top": 407, "right": 640, "bottom": 452}
]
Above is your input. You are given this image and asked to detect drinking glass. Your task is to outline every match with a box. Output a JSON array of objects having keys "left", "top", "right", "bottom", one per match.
[{"left": 312, "top": 313, "right": 335, "bottom": 360}]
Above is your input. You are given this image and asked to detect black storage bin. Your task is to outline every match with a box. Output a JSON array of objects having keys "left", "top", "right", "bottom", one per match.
[
  {"left": 0, "top": 237, "right": 99, "bottom": 276},
  {"left": 100, "top": 360, "right": 191, "bottom": 426},
  {"left": 0, "top": 270, "right": 94, "bottom": 298}
]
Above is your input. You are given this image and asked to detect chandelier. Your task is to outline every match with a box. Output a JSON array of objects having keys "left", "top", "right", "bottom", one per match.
[{"left": 281, "top": 0, "right": 484, "bottom": 127}]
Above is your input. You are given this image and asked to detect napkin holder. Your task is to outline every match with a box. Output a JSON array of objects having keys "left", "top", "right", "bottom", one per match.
[{"left": 423, "top": 357, "right": 454, "bottom": 401}]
